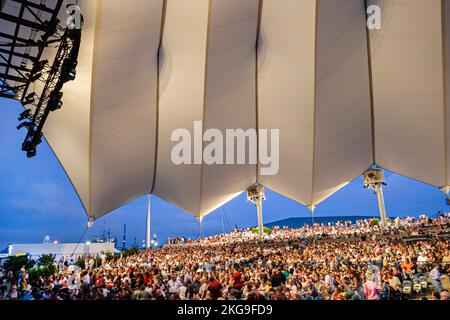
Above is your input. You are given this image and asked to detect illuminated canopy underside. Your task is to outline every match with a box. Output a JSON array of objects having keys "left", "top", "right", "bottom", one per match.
[{"left": 2, "top": 0, "right": 450, "bottom": 219}]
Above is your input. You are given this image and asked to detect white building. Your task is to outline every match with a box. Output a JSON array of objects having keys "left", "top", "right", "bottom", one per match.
[{"left": 2, "top": 242, "right": 119, "bottom": 260}]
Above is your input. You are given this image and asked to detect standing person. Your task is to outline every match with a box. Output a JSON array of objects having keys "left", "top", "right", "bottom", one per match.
[
  {"left": 17, "top": 267, "right": 25, "bottom": 287},
  {"left": 88, "top": 256, "right": 95, "bottom": 270},
  {"left": 324, "top": 271, "right": 335, "bottom": 291},
  {"left": 168, "top": 275, "right": 182, "bottom": 298},
  {"left": 388, "top": 273, "right": 401, "bottom": 296},
  {"left": 199, "top": 278, "right": 209, "bottom": 300},
  {"left": 208, "top": 276, "right": 222, "bottom": 300},
  {"left": 231, "top": 267, "right": 244, "bottom": 291},
  {"left": 191, "top": 275, "right": 201, "bottom": 296},
  {"left": 179, "top": 280, "right": 191, "bottom": 300},
  {"left": 429, "top": 264, "right": 442, "bottom": 293},
  {"left": 442, "top": 250, "right": 450, "bottom": 273},
  {"left": 101, "top": 252, "right": 107, "bottom": 267},
  {"left": 363, "top": 276, "right": 381, "bottom": 300},
  {"left": 417, "top": 251, "right": 428, "bottom": 273},
  {"left": 84, "top": 256, "right": 89, "bottom": 270}
]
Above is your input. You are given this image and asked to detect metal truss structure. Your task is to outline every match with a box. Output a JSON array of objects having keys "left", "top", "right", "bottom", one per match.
[{"left": 0, "top": 0, "right": 82, "bottom": 158}]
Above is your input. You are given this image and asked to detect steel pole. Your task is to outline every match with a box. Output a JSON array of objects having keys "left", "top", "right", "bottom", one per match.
[
  {"left": 375, "top": 184, "right": 387, "bottom": 224},
  {"left": 256, "top": 198, "right": 264, "bottom": 237},
  {"left": 146, "top": 194, "right": 151, "bottom": 249}
]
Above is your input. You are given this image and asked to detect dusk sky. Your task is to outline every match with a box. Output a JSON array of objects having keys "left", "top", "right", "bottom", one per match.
[{"left": 0, "top": 97, "right": 448, "bottom": 249}]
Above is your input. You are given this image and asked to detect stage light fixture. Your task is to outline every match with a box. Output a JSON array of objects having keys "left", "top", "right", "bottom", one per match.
[
  {"left": 23, "top": 97, "right": 35, "bottom": 106},
  {"left": 49, "top": 91, "right": 63, "bottom": 111},
  {"left": 17, "top": 121, "right": 32, "bottom": 130},
  {"left": 41, "top": 19, "right": 60, "bottom": 41},
  {"left": 29, "top": 72, "right": 42, "bottom": 82},
  {"left": 25, "top": 92, "right": 36, "bottom": 100},
  {"left": 61, "top": 59, "right": 77, "bottom": 82},
  {"left": 23, "top": 92, "right": 36, "bottom": 105},
  {"left": 30, "top": 60, "right": 48, "bottom": 75},
  {"left": 26, "top": 148, "right": 37, "bottom": 158},
  {"left": 18, "top": 109, "right": 31, "bottom": 121}
]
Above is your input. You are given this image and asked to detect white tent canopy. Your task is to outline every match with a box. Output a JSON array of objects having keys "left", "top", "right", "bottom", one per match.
[{"left": 2, "top": 0, "right": 450, "bottom": 219}]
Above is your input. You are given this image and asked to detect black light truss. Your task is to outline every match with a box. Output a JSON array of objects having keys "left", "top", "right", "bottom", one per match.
[
  {"left": 0, "top": 0, "right": 84, "bottom": 158},
  {"left": 0, "top": 0, "right": 64, "bottom": 101},
  {"left": 21, "top": 27, "right": 82, "bottom": 158}
]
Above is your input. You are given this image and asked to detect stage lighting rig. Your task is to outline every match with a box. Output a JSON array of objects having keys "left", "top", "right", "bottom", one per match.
[
  {"left": 17, "top": 121, "right": 32, "bottom": 130},
  {"left": 30, "top": 59, "right": 48, "bottom": 75},
  {"left": 48, "top": 91, "right": 63, "bottom": 112},
  {"left": 18, "top": 109, "right": 31, "bottom": 121},
  {"left": 0, "top": 1, "right": 83, "bottom": 158},
  {"left": 29, "top": 72, "right": 42, "bottom": 82},
  {"left": 20, "top": 24, "right": 83, "bottom": 158},
  {"left": 61, "top": 59, "right": 77, "bottom": 82},
  {"left": 22, "top": 92, "right": 36, "bottom": 105},
  {"left": 40, "top": 19, "right": 60, "bottom": 42}
]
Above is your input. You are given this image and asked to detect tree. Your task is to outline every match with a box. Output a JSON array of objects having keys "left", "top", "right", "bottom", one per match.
[
  {"left": 122, "top": 247, "right": 140, "bottom": 258},
  {"left": 37, "top": 254, "right": 56, "bottom": 267},
  {"left": 75, "top": 257, "right": 85, "bottom": 269},
  {"left": 251, "top": 227, "right": 272, "bottom": 235},
  {"left": 36, "top": 254, "right": 57, "bottom": 278},
  {"left": 3, "top": 255, "right": 35, "bottom": 276}
]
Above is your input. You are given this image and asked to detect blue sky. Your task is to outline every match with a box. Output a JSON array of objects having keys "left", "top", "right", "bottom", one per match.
[{"left": 0, "top": 97, "right": 448, "bottom": 248}]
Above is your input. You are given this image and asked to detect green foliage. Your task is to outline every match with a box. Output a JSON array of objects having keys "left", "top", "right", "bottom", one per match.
[
  {"left": 105, "top": 251, "right": 114, "bottom": 262},
  {"left": 37, "top": 253, "right": 57, "bottom": 278},
  {"left": 251, "top": 227, "right": 271, "bottom": 235},
  {"left": 38, "top": 254, "right": 56, "bottom": 267},
  {"left": 3, "top": 255, "right": 35, "bottom": 276},
  {"left": 122, "top": 247, "right": 140, "bottom": 258},
  {"left": 25, "top": 254, "right": 57, "bottom": 283},
  {"left": 370, "top": 218, "right": 380, "bottom": 226},
  {"left": 39, "top": 263, "right": 57, "bottom": 278},
  {"left": 75, "top": 257, "right": 85, "bottom": 269},
  {"left": 28, "top": 268, "right": 40, "bottom": 283}
]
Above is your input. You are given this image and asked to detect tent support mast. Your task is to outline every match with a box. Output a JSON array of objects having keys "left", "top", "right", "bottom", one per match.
[
  {"left": 308, "top": 204, "right": 316, "bottom": 226},
  {"left": 198, "top": 216, "right": 203, "bottom": 239},
  {"left": 146, "top": 194, "right": 151, "bottom": 249}
]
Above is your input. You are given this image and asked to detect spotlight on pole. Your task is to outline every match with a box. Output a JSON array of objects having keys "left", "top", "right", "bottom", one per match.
[
  {"left": 18, "top": 109, "right": 32, "bottom": 121},
  {"left": 61, "top": 59, "right": 77, "bottom": 83},
  {"left": 41, "top": 19, "right": 60, "bottom": 41},
  {"left": 23, "top": 92, "right": 36, "bottom": 106},
  {"left": 30, "top": 60, "right": 48, "bottom": 75},
  {"left": 48, "top": 91, "right": 63, "bottom": 112},
  {"left": 29, "top": 72, "right": 42, "bottom": 83},
  {"left": 16, "top": 121, "right": 32, "bottom": 130}
]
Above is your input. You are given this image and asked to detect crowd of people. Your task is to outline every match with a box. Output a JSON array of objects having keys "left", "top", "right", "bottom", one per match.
[
  {"left": 1, "top": 215, "right": 449, "bottom": 301},
  {"left": 182, "top": 215, "right": 450, "bottom": 247}
]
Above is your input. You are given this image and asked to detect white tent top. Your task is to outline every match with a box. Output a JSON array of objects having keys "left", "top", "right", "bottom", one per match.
[{"left": 2, "top": 0, "right": 450, "bottom": 219}]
